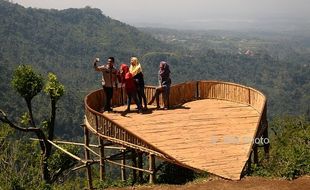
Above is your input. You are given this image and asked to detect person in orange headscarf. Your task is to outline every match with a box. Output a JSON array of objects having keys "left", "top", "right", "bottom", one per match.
[{"left": 129, "top": 57, "right": 148, "bottom": 110}]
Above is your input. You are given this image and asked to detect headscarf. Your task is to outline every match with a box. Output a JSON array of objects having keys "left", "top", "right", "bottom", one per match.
[
  {"left": 120, "top": 63, "right": 129, "bottom": 74},
  {"left": 130, "top": 57, "right": 139, "bottom": 66},
  {"left": 159, "top": 61, "right": 170, "bottom": 78},
  {"left": 129, "top": 57, "right": 142, "bottom": 76},
  {"left": 159, "top": 61, "right": 171, "bottom": 86}
]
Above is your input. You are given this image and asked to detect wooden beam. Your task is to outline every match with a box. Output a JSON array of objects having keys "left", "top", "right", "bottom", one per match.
[
  {"left": 30, "top": 138, "right": 126, "bottom": 150},
  {"left": 121, "top": 149, "right": 126, "bottom": 181},
  {"left": 72, "top": 164, "right": 87, "bottom": 171},
  {"left": 83, "top": 125, "right": 93, "bottom": 190},
  {"left": 47, "top": 140, "right": 84, "bottom": 163},
  {"left": 105, "top": 159, "right": 152, "bottom": 174}
]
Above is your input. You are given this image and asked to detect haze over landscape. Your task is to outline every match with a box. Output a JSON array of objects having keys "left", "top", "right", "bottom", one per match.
[{"left": 13, "top": 0, "right": 310, "bottom": 30}]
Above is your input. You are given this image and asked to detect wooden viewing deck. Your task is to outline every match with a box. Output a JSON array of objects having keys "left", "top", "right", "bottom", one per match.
[{"left": 84, "top": 80, "right": 269, "bottom": 181}]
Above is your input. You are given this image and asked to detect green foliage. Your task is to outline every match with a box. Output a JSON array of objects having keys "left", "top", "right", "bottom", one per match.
[
  {"left": 0, "top": 122, "right": 14, "bottom": 138},
  {"left": 94, "top": 178, "right": 133, "bottom": 189},
  {"left": 51, "top": 177, "right": 85, "bottom": 190},
  {"left": 157, "top": 162, "right": 195, "bottom": 184},
  {"left": 20, "top": 112, "right": 30, "bottom": 127},
  {"left": 11, "top": 65, "right": 44, "bottom": 102},
  {"left": 251, "top": 116, "right": 310, "bottom": 179},
  {"left": 44, "top": 73, "right": 65, "bottom": 102},
  {"left": 0, "top": 123, "right": 85, "bottom": 189},
  {"left": 48, "top": 144, "right": 78, "bottom": 179},
  {"left": 0, "top": 124, "right": 43, "bottom": 190}
]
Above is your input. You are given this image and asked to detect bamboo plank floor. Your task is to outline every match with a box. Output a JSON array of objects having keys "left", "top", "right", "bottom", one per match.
[{"left": 102, "top": 99, "right": 260, "bottom": 180}]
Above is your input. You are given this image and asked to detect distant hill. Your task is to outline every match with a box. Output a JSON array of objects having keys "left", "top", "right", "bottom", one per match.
[{"left": 139, "top": 27, "right": 310, "bottom": 117}]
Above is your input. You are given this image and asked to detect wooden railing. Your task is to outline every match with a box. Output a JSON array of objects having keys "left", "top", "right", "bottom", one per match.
[
  {"left": 84, "top": 80, "right": 267, "bottom": 160},
  {"left": 85, "top": 91, "right": 167, "bottom": 158},
  {"left": 199, "top": 81, "right": 266, "bottom": 112}
]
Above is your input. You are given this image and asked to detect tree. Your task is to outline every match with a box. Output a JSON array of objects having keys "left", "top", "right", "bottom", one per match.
[
  {"left": 11, "top": 64, "right": 44, "bottom": 127},
  {"left": 0, "top": 65, "right": 69, "bottom": 184}
]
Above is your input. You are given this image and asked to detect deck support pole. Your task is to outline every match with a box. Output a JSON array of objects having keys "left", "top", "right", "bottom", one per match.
[
  {"left": 83, "top": 125, "right": 93, "bottom": 190},
  {"left": 121, "top": 148, "right": 126, "bottom": 181},
  {"left": 263, "top": 128, "right": 270, "bottom": 159},
  {"left": 98, "top": 138, "right": 105, "bottom": 181},
  {"left": 148, "top": 153, "right": 155, "bottom": 184},
  {"left": 247, "top": 151, "right": 253, "bottom": 173},
  {"left": 138, "top": 152, "right": 143, "bottom": 183},
  {"left": 262, "top": 106, "right": 270, "bottom": 159},
  {"left": 132, "top": 150, "right": 137, "bottom": 184},
  {"left": 253, "top": 145, "right": 258, "bottom": 164}
]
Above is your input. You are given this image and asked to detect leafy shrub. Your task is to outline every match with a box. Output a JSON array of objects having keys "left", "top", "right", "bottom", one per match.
[{"left": 251, "top": 116, "right": 310, "bottom": 179}]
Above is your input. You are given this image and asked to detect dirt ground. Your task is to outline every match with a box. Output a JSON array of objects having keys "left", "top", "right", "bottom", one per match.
[{"left": 107, "top": 176, "right": 310, "bottom": 190}]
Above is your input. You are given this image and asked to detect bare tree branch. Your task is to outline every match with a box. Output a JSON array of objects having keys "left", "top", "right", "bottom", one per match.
[{"left": 0, "top": 109, "right": 47, "bottom": 154}]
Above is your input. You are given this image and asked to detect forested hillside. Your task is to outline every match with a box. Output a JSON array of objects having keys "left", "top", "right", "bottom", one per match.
[
  {"left": 0, "top": 0, "right": 309, "bottom": 189},
  {"left": 1, "top": 0, "right": 309, "bottom": 139},
  {"left": 0, "top": 0, "right": 171, "bottom": 137}
]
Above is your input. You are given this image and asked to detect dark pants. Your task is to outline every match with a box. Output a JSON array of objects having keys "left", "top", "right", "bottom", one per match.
[
  {"left": 148, "top": 85, "right": 170, "bottom": 109},
  {"left": 127, "top": 91, "right": 142, "bottom": 111},
  {"left": 155, "top": 85, "right": 170, "bottom": 108},
  {"left": 103, "top": 86, "right": 113, "bottom": 111},
  {"left": 137, "top": 85, "right": 147, "bottom": 108}
]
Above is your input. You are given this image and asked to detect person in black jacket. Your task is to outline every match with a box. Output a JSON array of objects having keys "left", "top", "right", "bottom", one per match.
[{"left": 129, "top": 57, "right": 148, "bottom": 110}]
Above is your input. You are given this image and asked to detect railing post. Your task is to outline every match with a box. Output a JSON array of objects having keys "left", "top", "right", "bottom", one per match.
[
  {"left": 248, "top": 88, "right": 251, "bottom": 105},
  {"left": 196, "top": 81, "right": 199, "bottom": 99}
]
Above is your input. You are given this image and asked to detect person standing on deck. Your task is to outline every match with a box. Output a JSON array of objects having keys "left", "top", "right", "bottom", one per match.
[
  {"left": 93, "top": 57, "right": 118, "bottom": 112},
  {"left": 129, "top": 57, "right": 148, "bottom": 110},
  {"left": 118, "top": 63, "right": 142, "bottom": 113}
]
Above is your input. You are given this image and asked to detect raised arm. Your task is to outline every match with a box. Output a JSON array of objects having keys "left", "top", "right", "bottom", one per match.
[{"left": 93, "top": 58, "right": 106, "bottom": 71}]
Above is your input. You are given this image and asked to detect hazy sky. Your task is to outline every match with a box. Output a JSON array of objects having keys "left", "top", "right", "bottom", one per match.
[{"left": 13, "top": 0, "right": 310, "bottom": 29}]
